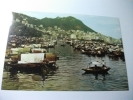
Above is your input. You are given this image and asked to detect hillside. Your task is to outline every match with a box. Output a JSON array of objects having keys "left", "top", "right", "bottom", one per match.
[
  {"left": 10, "top": 12, "right": 96, "bottom": 35},
  {"left": 8, "top": 12, "right": 121, "bottom": 44},
  {"left": 40, "top": 16, "right": 95, "bottom": 32}
]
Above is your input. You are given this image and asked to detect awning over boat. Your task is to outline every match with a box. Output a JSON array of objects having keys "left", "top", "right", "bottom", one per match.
[
  {"left": 90, "top": 61, "right": 103, "bottom": 67},
  {"left": 18, "top": 53, "right": 45, "bottom": 64}
]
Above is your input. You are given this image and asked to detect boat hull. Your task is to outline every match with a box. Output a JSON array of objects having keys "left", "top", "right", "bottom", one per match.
[{"left": 82, "top": 67, "right": 110, "bottom": 74}]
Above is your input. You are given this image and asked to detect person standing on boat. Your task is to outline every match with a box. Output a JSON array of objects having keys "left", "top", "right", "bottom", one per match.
[
  {"left": 93, "top": 61, "right": 99, "bottom": 70},
  {"left": 91, "top": 61, "right": 100, "bottom": 69}
]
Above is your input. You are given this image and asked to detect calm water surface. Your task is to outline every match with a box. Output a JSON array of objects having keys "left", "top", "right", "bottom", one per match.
[
  {"left": 41, "top": 43, "right": 128, "bottom": 91},
  {"left": 2, "top": 42, "right": 128, "bottom": 91}
]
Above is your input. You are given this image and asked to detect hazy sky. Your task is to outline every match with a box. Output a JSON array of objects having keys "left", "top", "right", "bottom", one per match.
[{"left": 17, "top": 11, "right": 122, "bottom": 39}]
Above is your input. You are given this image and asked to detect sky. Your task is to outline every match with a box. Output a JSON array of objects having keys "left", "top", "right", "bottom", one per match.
[{"left": 17, "top": 11, "right": 122, "bottom": 39}]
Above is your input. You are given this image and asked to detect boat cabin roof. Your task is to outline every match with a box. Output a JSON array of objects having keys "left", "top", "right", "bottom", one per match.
[{"left": 90, "top": 61, "right": 103, "bottom": 67}]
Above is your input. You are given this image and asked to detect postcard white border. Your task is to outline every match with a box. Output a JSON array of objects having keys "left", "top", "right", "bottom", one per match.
[{"left": 0, "top": 0, "right": 133, "bottom": 100}]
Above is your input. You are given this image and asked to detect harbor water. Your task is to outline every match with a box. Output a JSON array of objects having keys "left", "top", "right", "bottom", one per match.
[{"left": 2, "top": 43, "right": 128, "bottom": 91}]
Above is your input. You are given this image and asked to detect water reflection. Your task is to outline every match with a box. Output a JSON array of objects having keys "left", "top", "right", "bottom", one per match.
[
  {"left": 2, "top": 41, "right": 128, "bottom": 91},
  {"left": 82, "top": 72, "right": 109, "bottom": 81},
  {"left": 45, "top": 43, "right": 128, "bottom": 91}
]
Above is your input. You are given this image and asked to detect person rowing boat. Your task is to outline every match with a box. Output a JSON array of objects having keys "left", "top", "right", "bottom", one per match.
[{"left": 82, "top": 60, "right": 110, "bottom": 73}]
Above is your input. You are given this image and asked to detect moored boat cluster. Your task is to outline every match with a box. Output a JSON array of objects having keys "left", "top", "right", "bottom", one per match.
[
  {"left": 4, "top": 35, "right": 125, "bottom": 80},
  {"left": 4, "top": 35, "right": 59, "bottom": 80},
  {"left": 66, "top": 39, "right": 125, "bottom": 60}
]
